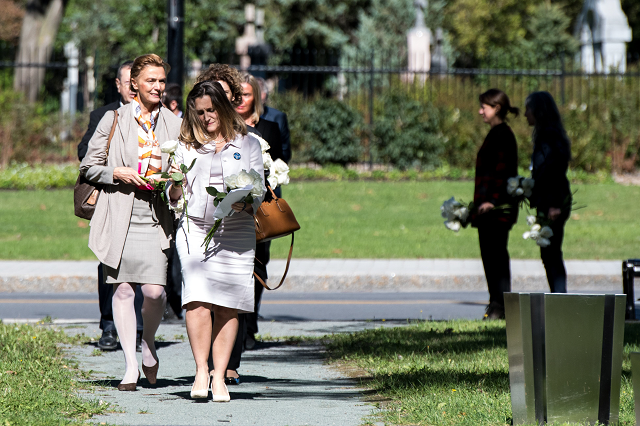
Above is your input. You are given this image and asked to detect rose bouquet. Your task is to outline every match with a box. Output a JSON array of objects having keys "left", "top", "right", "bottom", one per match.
[
  {"left": 441, "top": 197, "right": 473, "bottom": 232},
  {"left": 507, "top": 175, "right": 534, "bottom": 208},
  {"left": 202, "top": 169, "right": 266, "bottom": 251}
]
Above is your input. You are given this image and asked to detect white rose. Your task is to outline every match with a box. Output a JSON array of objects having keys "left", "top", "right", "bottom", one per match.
[
  {"left": 531, "top": 224, "right": 541, "bottom": 233},
  {"left": 539, "top": 226, "right": 553, "bottom": 239},
  {"left": 522, "top": 178, "right": 534, "bottom": 191},
  {"left": 272, "top": 158, "right": 290, "bottom": 174},
  {"left": 255, "top": 135, "right": 270, "bottom": 153},
  {"left": 454, "top": 206, "right": 468, "bottom": 222},
  {"left": 268, "top": 174, "right": 278, "bottom": 189},
  {"left": 526, "top": 215, "right": 536, "bottom": 226},
  {"left": 444, "top": 220, "right": 461, "bottom": 232},
  {"left": 248, "top": 168, "right": 262, "bottom": 182},
  {"left": 523, "top": 231, "right": 531, "bottom": 240},
  {"left": 224, "top": 173, "right": 239, "bottom": 190},
  {"left": 169, "top": 202, "right": 184, "bottom": 213},
  {"left": 536, "top": 237, "right": 551, "bottom": 247},
  {"left": 276, "top": 171, "right": 290, "bottom": 185},
  {"left": 529, "top": 230, "right": 540, "bottom": 240},
  {"left": 506, "top": 177, "right": 520, "bottom": 195},
  {"left": 263, "top": 152, "right": 273, "bottom": 169},
  {"left": 441, "top": 197, "right": 461, "bottom": 220},
  {"left": 515, "top": 187, "right": 524, "bottom": 196},
  {"left": 236, "top": 170, "right": 254, "bottom": 187},
  {"left": 161, "top": 139, "right": 179, "bottom": 154}
]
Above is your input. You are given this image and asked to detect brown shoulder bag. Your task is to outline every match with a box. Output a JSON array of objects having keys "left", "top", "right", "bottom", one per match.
[
  {"left": 74, "top": 111, "right": 119, "bottom": 220},
  {"left": 253, "top": 186, "right": 300, "bottom": 290}
]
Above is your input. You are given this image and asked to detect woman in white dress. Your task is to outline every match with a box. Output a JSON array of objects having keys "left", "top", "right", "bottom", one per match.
[{"left": 167, "top": 81, "right": 264, "bottom": 402}]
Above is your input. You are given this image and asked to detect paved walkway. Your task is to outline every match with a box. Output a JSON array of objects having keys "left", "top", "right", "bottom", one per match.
[
  {"left": 0, "top": 259, "right": 624, "bottom": 292},
  {"left": 56, "top": 320, "right": 399, "bottom": 426}
]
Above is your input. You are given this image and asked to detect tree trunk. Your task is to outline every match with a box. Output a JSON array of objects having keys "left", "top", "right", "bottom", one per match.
[{"left": 13, "top": 0, "right": 66, "bottom": 102}]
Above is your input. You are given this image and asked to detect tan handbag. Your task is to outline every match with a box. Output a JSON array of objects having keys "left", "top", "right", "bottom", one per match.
[
  {"left": 253, "top": 186, "right": 300, "bottom": 290},
  {"left": 74, "top": 111, "right": 119, "bottom": 220}
]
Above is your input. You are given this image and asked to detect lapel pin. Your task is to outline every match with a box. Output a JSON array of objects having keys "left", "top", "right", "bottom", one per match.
[{"left": 233, "top": 152, "right": 241, "bottom": 160}]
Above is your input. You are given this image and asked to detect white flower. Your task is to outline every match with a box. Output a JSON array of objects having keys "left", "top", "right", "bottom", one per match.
[
  {"left": 539, "top": 226, "right": 553, "bottom": 239},
  {"left": 268, "top": 174, "right": 279, "bottom": 189},
  {"left": 444, "top": 220, "right": 461, "bottom": 232},
  {"left": 523, "top": 231, "right": 531, "bottom": 240},
  {"left": 263, "top": 152, "right": 273, "bottom": 169},
  {"left": 522, "top": 178, "right": 534, "bottom": 191},
  {"left": 272, "top": 158, "right": 290, "bottom": 175},
  {"left": 161, "top": 140, "right": 179, "bottom": 154},
  {"left": 224, "top": 173, "right": 239, "bottom": 190},
  {"left": 515, "top": 188, "right": 524, "bottom": 196},
  {"left": 580, "top": 103, "right": 587, "bottom": 112},
  {"left": 236, "top": 170, "right": 253, "bottom": 187},
  {"left": 255, "top": 135, "right": 270, "bottom": 153},
  {"left": 169, "top": 202, "right": 184, "bottom": 213},
  {"left": 536, "top": 238, "right": 551, "bottom": 247},
  {"left": 248, "top": 168, "right": 262, "bottom": 183},
  {"left": 506, "top": 177, "right": 521, "bottom": 195},
  {"left": 453, "top": 206, "right": 469, "bottom": 222},
  {"left": 441, "top": 197, "right": 461, "bottom": 220},
  {"left": 529, "top": 230, "right": 540, "bottom": 240},
  {"left": 526, "top": 215, "right": 536, "bottom": 226},
  {"left": 276, "top": 172, "right": 290, "bottom": 185}
]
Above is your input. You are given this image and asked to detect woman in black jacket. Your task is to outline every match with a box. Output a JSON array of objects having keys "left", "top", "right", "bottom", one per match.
[
  {"left": 525, "top": 91, "right": 572, "bottom": 293},
  {"left": 473, "top": 89, "right": 520, "bottom": 320}
]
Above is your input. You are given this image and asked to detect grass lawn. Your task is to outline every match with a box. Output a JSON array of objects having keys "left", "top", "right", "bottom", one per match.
[
  {"left": 0, "top": 321, "right": 108, "bottom": 425},
  {"left": 0, "top": 181, "right": 638, "bottom": 260},
  {"left": 325, "top": 319, "right": 640, "bottom": 426}
]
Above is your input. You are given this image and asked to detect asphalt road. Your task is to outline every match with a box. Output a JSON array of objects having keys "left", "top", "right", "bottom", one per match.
[{"left": 0, "top": 291, "right": 491, "bottom": 322}]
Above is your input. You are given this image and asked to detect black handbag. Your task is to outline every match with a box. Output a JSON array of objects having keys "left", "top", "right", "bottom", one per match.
[{"left": 74, "top": 111, "right": 118, "bottom": 220}]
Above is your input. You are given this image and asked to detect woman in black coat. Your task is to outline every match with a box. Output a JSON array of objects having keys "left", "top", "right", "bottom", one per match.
[
  {"left": 472, "top": 89, "right": 520, "bottom": 320},
  {"left": 524, "top": 91, "right": 572, "bottom": 293}
]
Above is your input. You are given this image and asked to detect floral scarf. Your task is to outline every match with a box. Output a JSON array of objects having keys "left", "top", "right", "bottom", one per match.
[{"left": 133, "top": 96, "right": 162, "bottom": 187}]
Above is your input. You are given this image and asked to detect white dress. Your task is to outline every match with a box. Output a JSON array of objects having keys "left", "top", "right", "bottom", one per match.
[{"left": 176, "top": 144, "right": 256, "bottom": 312}]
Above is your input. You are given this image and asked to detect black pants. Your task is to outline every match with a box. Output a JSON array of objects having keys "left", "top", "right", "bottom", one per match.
[
  {"left": 478, "top": 222, "right": 512, "bottom": 308},
  {"left": 98, "top": 264, "right": 143, "bottom": 333},
  {"left": 165, "top": 245, "right": 183, "bottom": 317},
  {"left": 540, "top": 215, "right": 569, "bottom": 293}
]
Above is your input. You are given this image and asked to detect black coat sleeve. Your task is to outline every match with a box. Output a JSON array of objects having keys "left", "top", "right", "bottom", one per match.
[{"left": 77, "top": 102, "right": 118, "bottom": 161}]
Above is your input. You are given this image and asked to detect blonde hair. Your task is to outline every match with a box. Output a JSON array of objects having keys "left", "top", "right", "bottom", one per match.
[
  {"left": 130, "top": 54, "right": 171, "bottom": 92},
  {"left": 241, "top": 73, "right": 262, "bottom": 125},
  {"left": 179, "top": 81, "right": 247, "bottom": 150}
]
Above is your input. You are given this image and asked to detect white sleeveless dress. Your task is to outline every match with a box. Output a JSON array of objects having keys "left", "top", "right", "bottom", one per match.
[{"left": 176, "top": 144, "right": 255, "bottom": 312}]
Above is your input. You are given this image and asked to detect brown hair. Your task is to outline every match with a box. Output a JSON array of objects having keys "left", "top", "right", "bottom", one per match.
[
  {"left": 195, "top": 64, "right": 243, "bottom": 107},
  {"left": 179, "top": 81, "right": 247, "bottom": 150},
  {"left": 240, "top": 73, "right": 263, "bottom": 125},
  {"left": 129, "top": 54, "right": 171, "bottom": 92},
  {"left": 479, "top": 89, "right": 519, "bottom": 120}
]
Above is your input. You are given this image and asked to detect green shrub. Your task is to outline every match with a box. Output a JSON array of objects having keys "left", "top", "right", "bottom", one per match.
[
  {"left": 303, "top": 98, "right": 363, "bottom": 166},
  {"left": 0, "top": 163, "right": 78, "bottom": 189},
  {"left": 372, "top": 91, "right": 444, "bottom": 170}
]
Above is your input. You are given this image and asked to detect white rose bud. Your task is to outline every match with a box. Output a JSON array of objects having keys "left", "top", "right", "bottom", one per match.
[
  {"left": 507, "top": 177, "right": 520, "bottom": 195},
  {"left": 272, "top": 158, "right": 290, "bottom": 174},
  {"left": 523, "top": 231, "right": 531, "bottom": 240},
  {"left": 263, "top": 152, "right": 273, "bottom": 169},
  {"left": 526, "top": 215, "right": 536, "bottom": 226},
  {"left": 515, "top": 188, "right": 524, "bottom": 196},
  {"left": 531, "top": 224, "right": 541, "bottom": 233},
  {"left": 161, "top": 139, "right": 179, "bottom": 154},
  {"left": 276, "top": 171, "right": 290, "bottom": 185}
]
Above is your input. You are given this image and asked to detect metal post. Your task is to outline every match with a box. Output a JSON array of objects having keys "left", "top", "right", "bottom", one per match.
[
  {"left": 167, "top": 0, "right": 184, "bottom": 89},
  {"left": 368, "top": 49, "right": 374, "bottom": 170},
  {"left": 623, "top": 260, "right": 636, "bottom": 320}
]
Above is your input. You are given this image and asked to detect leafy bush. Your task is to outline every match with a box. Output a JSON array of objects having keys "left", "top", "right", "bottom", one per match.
[
  {"left": 372, "top": 91, "right": 444, "bottom": 170},
  {"left": 0, "top": 163, "right": 78, "bottom": 189},
  {"left": 302, "top": 98, "right": 363, "bottom": 166}
]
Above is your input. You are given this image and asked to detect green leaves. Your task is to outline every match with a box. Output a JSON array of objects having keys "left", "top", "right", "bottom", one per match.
[
  {"left": 171, "top": 172, "right": 183, "bottom": 182},
  {"left": 206, "top": 187, "right": 220, "bottom": 197}
]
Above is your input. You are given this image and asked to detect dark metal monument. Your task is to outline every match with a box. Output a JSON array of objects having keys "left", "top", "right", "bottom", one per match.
[{"left": 504, "top": 293, "right": 625, "bottom": 425}]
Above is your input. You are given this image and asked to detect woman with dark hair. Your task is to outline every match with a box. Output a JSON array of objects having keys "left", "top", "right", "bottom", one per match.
[
  {"left": 472, "top": 89, "right": 520, "bottom": 320},
  {"left": 167, "top": 81, "right": 264, "bottom": 402},
  {"left": 80, "top": 53, "right": 182, "bottom": 390},
  {"left": 524, "top": 91, "right": 572, "bottom": 293}
]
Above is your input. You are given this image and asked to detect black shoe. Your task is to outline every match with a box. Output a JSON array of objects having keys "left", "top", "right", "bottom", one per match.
[
  {"left": 483, "top": 303, "right": 505, "bottom": 320},
  {"left": 136, "top": 334, "right": 142, "bottom": 353},
  {"left": 245, "top": 334, "right": 256, "bottom": 350},
  {"left": 98, "top": 330, "right": 118, "bottom": 351},
  {"left": 225, "top": 371, "right": 241, "bottom": 386}
]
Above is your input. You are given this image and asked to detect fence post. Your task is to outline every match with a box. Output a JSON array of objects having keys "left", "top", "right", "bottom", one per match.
[
  {"left": 368, "top": 49, "right": 374, "bottom": 170},
  {"left": 560, "top": 52, "right": 566, "bottom": 106}
]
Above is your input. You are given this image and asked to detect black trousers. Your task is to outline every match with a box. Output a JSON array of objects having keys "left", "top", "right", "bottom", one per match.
[
  {"left": 98, "top": 264, "right": 143, "bottom": 333},
  {"left": 165, "top": 245, "right": 183, "bottom": 317},
  {"left": 540, "top": 214, "right": 569, "bottom": 293},
  {"left": 478, "top": 221, "right": 513, "bottom": 308}
]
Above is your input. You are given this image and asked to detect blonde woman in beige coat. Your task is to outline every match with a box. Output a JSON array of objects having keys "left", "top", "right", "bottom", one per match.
[{"left": 80, "top": 54, "right": 181, "bottom": 391}]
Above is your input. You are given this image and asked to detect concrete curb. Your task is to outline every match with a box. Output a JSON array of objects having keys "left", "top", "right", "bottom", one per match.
[{"left": 0, "top": 259, "right": 624, "bottom": 293}]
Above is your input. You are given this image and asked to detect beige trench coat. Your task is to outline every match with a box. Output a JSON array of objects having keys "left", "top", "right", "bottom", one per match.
[{"left": 79, "top": 103, "right": 182, "bottom": 269}]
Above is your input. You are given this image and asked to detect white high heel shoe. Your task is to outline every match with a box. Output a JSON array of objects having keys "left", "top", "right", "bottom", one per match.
[
  {"left": 190, "top": 376, "right": 210, "bottom": 399},
  {"left": 212, "top": 382, "right": 230, "bottom": 402}
]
